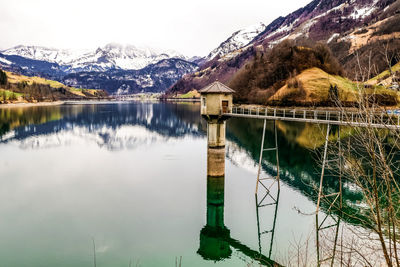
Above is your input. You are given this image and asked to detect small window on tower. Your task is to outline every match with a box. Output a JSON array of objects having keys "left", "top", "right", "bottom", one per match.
[{"left": 203, "top": 97, "right": 206, "bottom": 107}]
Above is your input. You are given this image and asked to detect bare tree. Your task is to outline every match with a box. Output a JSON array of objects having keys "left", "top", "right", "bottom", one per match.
[{"left": 319, "top": 51, "right": 400, "bottom": 266}]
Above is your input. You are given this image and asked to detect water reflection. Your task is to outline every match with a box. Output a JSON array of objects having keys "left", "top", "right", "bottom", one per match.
[
  {"left": 226, "top": 118, "right": 366, "bottom": 226},
  {"left": 0, "top": 102, "right": 205, "bottom": 149},
  {"left": 0, "top": 102, "right": 376, "bottom": 266},
  {"left": 199, "top": 143, "right": 280, "bottom": 266},
  {"left": 198, "top": 176, "right": 231, "bottom": 261},
  {"left": 0, "top": 102, "right": 365, "bottom": 224}
]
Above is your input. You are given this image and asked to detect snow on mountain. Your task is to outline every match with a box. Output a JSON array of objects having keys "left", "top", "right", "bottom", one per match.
[
  {"left": 0, "top": 55, "right": 12, "bottom": 65},
  {"left": 66, "top": 43, "right": 187, "bottom": 72},
  {"left": 1, "top": 45, "right": 86, "bottom": 65},
  {"left": 1, "top": 43, "right": 187, "bottom": 72},
  {"left": 169, "top": 0, "right": 400, "bottom": 96},
  {"left": 251, "top": 0, "right": 386, "bottom": 47},
  {"left": 62, "top": 58, "right": 198, "bottom": 95},
  {"left": 206, "top": 22, "right": 266, "bottom": 61}
]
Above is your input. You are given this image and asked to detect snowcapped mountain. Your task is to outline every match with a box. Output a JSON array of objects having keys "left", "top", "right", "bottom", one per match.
[
  {"left": 0, "top": 43, "right": 197, "bottom": 94},
  {"left": 62, "top": 58, "right": 198, "bottom": 95},
  {"left": 169, "top": 0, "right": 400, "bottom": 95},
  {"left": 0, "top": 41, "right": 200, "bottom": 95},
  {"left": 250, "top": 0, "right": 389, "bottom": 47},
  {"left": 66, "top": 43, "right": 186, "bottom": 72},
  {"left": 1, "top": 43, "right": 186, "bottom": 72},
  {"left": 206, "top": 22, "right": 266, "bottom": 61},
  {"left": 1, "top": 45, "right": 86, "bottom": 66}
]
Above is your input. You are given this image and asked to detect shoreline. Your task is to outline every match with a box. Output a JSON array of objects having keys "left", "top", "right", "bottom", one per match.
[
  {"left": 0, "top": 98, "right": 116, "bottom": 108},
  {"left": 162, "top": 98, "right": 200, "bottom": 102},
  {"left": 0, "top": 101, "right": 65, "bottom": 109},
  {"left": 1, "top": 100, "right": 398, "bottom": 111}
]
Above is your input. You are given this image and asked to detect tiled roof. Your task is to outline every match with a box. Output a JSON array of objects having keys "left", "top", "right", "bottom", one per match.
[{"left": 199, "top": 81, "right": 235, "bottom": 94}]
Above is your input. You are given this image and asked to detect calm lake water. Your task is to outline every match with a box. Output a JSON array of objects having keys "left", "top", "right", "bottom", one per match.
[{"left": 0, "top": 102, "right": 362, "bottom": 266}]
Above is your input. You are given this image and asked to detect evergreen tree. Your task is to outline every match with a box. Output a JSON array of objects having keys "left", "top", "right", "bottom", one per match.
[
  {"left": 2, "top": 90, "right": 7, "bottom": 102},
  {"left": 0, "top": 70, "right": 7, "bottom": 85},
  {"left": 9, "top": 92, "right": 17, "bottom": 101}
]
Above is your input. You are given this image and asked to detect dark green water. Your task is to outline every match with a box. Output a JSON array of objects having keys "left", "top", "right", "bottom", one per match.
[{"left": 0, "top": 102, "right": 362, "bottom": 266}]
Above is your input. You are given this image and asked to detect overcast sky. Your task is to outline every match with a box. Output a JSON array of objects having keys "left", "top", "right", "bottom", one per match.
[{"left": 0, "top": 0, "right": 311, "bottom": 56}]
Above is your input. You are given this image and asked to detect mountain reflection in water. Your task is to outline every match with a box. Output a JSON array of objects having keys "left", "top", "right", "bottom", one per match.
[
  {"left": 0, "top": 102, "right": 205, "bottom": 149},
  {"left": 0, "top": 101, "right": 366, "bottom": 266},
  {"left": 0, "top": 102, "right": 364, "bottom": 224}
]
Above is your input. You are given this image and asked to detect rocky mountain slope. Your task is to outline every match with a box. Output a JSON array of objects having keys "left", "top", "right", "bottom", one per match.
[
  {"left": 62, "top": 58, "right": 198, "bottom": 94},
  {"left": 168, "top": 0, "right": 400, "bottom": 102},
  {"left": 0, "top": 43, "right": 197, "bottom": 95},
  {"left": 206, "top": 22, "right": 266, "bottom": 61}
]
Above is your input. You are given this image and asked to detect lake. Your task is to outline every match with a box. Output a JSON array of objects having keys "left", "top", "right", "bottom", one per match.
[{"left": 0, "top": 102, "right": 362, "bottom": 266}]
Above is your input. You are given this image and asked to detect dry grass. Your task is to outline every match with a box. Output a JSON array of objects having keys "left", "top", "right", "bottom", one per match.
[
  {"left": 4, "top": 70, "right": 101, "bottom": 97},
  {"left": 270, "top": 67, "right": 398, "bottom": 103},
  {"left": 270, "top": 68, "right": 357, "bottom": 102},
  {"left": 367, "top": 62, "right": 400, "bottom": 85},
  {"left": 345, "top": 17, "right": 400, "bottom": 53},
  {"left": 6, "top": 71, "right": 65, "bottom": 88}
]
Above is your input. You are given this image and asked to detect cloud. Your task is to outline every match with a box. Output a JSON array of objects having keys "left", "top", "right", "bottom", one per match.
[{"left": 0, "top": 0, "right": 311, "bottom": 56}]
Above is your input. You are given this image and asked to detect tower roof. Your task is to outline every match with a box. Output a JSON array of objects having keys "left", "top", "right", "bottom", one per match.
[{"left": 199, "top": 81, "right": 235, "bottom": 94}]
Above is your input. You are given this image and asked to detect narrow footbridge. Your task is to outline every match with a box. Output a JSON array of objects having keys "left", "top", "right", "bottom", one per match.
[
  {"left": 200, "top": 82, "right": 400, "bottom": 266},
  {"left": 224, "top": 106, "right": 400, "bottom": 129}
]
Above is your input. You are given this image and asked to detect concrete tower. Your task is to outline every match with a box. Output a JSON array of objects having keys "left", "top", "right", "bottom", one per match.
[{"left": 199, "top": 81, "right": 235, "bottom": 177}]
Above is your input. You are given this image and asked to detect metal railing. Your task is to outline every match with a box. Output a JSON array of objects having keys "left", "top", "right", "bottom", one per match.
[{"left": 224, "top": 107, "right": 400, "bottom": 129}]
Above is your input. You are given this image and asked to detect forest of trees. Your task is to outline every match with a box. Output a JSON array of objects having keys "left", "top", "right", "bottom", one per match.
[{"left": 228, "top": 40, "right": 344, "bottom": 104}]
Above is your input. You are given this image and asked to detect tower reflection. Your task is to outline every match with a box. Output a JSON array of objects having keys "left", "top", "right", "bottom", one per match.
[
  {"left": 198, "top": 145, "right": 281, "bottom": 266},
  {"left": 197, "top": 176, "right": 231, "bottom": 261}
]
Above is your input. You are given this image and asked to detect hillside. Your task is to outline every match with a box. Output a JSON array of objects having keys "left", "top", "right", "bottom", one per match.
[
  {"left": 168, "top": 0, "right": 400, "bottom": 105},
  {"left": 268, "top": 67, "right": 397, "bottom": 106},
  {"left": 0, "top": 69, "right": 108, "bottom": 103},
  {"left": 366, "top": 61, "right": 400, "bottom": 87}
]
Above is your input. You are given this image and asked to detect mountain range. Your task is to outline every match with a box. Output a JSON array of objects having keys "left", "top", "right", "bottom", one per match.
[
  {"left": 2, "top": 43, "right": 186, "bottom": 72},
  {"left": 168, "top": 0, "right": 400, "bottom": 99},
  {"left": 0, "top": 43, "right": 197, "bottom": 94},
  {"left": 1, "top": 0, "right": 399, "bottom": 97}
]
